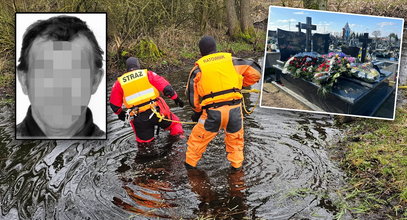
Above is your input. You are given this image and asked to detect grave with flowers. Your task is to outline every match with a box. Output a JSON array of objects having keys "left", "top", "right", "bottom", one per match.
[
  {"left": 276, "top": 51, "right": 395, "bottom": 116},
  {"left": 264, "top": 16, "right": 397, "bottom": 118}
]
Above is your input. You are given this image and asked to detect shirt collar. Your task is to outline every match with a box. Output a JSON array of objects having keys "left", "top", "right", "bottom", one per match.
[{"left": 21, "top": 106, "right": 99, "bottom": 138}]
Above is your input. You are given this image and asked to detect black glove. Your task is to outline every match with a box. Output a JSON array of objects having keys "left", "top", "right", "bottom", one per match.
[
  {"left": 174, "top": 97, "right": 184, "bottom": 108},
  {"left": 191, "top": 111, "right": 202, "bottom": 122},
  {"left": 118, "top": 111, "right": 126, "bottom": 121}
]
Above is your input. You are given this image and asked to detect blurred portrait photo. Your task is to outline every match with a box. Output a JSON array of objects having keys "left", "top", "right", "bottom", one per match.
[{"left": 16, "top": 13, "right": 106, "bottom": 139}]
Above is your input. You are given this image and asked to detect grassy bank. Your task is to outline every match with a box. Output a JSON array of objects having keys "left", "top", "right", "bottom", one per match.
[
  {"left": 334, "top": 101, "right": 407, "bottom": 219},
  {"left": 0, "top": 56, "right": 14, "bottom": 103}
]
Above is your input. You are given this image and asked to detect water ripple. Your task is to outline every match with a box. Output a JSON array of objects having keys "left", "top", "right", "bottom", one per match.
[{"left": 0, "top": 71, "right": 345, "bottom": 219}]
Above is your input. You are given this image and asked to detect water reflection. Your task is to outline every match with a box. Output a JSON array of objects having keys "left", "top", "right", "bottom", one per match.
[
  {"left": 187, "top": 168, "right": 247, "bottom": 219},
  {"left": 0, "top": 66, "right": 346, "bottom": 219},
  {"left": 112, "top": 137, "right": 181, "bottom": 218}
]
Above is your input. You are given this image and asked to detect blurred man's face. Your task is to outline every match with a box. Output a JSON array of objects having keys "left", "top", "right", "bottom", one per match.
[{"left": 23, "top": 36, "right": 95, "bottom": 130}]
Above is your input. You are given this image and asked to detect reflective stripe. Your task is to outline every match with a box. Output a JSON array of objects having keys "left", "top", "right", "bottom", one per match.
[
  {"left": 118, "top": 69, "right": 160, "bottom": 112},
  {"left": 125, "top": 88, "right": 155, "bottom": 102}
]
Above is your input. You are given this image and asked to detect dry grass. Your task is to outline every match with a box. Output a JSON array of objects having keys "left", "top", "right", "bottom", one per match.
[{"left": 329, "top": 0, "right": 407, "bottom": 20}]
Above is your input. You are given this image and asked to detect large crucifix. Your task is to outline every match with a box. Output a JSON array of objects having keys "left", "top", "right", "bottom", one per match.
[
  {"left": 296, "top": 17, "right": 317, "bottom": 52},
  {"left": 359, "top": 33, "right": 372, "bottom": 63}
]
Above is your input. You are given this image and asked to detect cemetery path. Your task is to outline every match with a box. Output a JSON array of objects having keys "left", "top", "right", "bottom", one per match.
[
  {"left": 261, "top": 82, "right": 312, "bottom": 110},
  {"left": 0, "top": 65, "right": 348, "bottom": 219}
]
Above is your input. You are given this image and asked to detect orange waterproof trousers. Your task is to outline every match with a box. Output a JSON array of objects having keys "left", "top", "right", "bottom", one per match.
[{"left": 186, "top": 103, "right": 244, "bottom": 168}]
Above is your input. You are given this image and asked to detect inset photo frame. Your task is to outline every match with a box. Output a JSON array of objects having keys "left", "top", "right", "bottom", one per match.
[
  {"left": 261, "top": 6, "right": 404, "bottom": 120},
  {"left": 15, "top": 13, "right": 107, "bottom": 139}
]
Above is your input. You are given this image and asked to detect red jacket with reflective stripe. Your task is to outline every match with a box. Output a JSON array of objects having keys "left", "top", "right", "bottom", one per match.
[{"left": 110, "top": 71, "right": 178, "bottom": 114}]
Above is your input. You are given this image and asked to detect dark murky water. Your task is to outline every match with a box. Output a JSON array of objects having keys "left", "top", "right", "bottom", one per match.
[{"left": 0, "top": 65, "right": 345, "bottom": 219}]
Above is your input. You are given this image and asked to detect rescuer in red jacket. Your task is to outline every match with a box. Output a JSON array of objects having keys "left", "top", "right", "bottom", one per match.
[{"left": 109, "top": 57, "right": 184, "bottom": 143}]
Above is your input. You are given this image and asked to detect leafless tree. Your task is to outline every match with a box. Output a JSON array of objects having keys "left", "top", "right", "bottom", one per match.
[
  {"left": 303, "top": 0, "right": 328, "bottom": 10},
  {"left": 372, "top": 30, "right": 381, "bottom": 39}
]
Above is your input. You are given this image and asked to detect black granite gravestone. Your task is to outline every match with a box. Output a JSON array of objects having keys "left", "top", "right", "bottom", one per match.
[
  {"left": 268, "top": 30, "right": 277, "bottom": 38},
  {"left": 277, "top": 29, "right": 306, "bottom": 61},
  {"left": 341, "top": 46, "right": 360, "bottom": 57},
  {"left": 312, "top": 33, "right": 330, "bottom": 54}
]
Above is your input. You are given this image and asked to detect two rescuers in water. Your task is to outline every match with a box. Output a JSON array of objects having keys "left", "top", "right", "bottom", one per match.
[
  {"left": 185, "top": 36, "right": 261, "bottom": 170},
  {"left": 110, "top": 36, "right": 261, "bottom": 170}
]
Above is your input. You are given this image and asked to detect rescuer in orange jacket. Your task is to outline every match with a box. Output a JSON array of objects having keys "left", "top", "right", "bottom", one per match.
[
  {"left": 110, "top": 57, "right": 184, "bottom": 143},
  {"left": 185, "top": 36, "right": 261, "bottom": 170}
]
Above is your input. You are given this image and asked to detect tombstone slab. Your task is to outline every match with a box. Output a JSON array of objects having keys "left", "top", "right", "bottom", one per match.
[
  {"left": 271, "top": 65, "right": 396, "bottom": 118},
  {"left": 312, "top": 33, "right": 330, "bottom": 54},
  {"left": 341, "top": 46, "right": 360, "bottom": 57},
  {"left": 277, "top": 29, "right": 306, "bottom": 61}
]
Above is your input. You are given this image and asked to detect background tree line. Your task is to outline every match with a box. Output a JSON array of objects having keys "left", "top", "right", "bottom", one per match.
[
  {"left": 0, "top": 0, "right": 273, "bottom": 63},
  {"left": 0, "top": 0, "right": 405, "bottom": 86}
]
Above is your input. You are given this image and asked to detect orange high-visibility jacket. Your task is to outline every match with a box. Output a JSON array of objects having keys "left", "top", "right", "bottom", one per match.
[
  {"left": 186, "top": 52, "right": 262, "bottom": 112},
  {"left": 196, "top": 52, "right": 243, "bottom": 107}
]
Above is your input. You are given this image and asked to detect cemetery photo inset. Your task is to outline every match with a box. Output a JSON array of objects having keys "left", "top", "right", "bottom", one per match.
[{"left": 261, "top": 6, "right": 404, "bottom": 120}]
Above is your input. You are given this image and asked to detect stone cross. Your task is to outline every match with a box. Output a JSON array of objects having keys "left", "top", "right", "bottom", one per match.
[
  {"left": 359, "top": 33, "right": 372, "bottom": 63},
  {"left": 296, "top": 17, "right": 317, "bottom": 52}
]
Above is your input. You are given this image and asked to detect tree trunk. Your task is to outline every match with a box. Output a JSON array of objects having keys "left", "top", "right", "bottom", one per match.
[
  {"left": 240, "top": 0, "right": 253, "bottom": 35},
  {"left": 199, "top": 0, "right": 209, "bottom": 32},
  {"left": 225, "top": 0, "right": 241, "bottom": 38},
  {"left": 214, "top": 0, "right": 224, "bottom": 29},
  {"left": 303, "top": 0, "right": 328, "bottom": 10}
]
